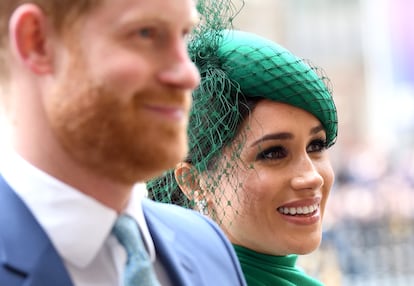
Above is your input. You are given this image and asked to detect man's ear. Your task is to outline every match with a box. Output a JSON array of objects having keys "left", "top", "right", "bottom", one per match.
[
  {"left": 9, "top": 4, "right": 53, "bottom": 74},
  {"left": 174, "top": 162, "right": 200, "bottom": 201}
]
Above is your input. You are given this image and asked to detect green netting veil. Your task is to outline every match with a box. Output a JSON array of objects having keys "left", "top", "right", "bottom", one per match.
[{"left": 148, "top": 29, "right": 337, "bottom": 211}]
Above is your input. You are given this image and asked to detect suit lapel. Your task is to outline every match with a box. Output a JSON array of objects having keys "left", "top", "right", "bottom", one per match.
[
  {"left": 0, "top": 175, "right": 73, "bottom": 286},
  {"left": 142, "top": 200, "right": 198, "bottom": 286}
]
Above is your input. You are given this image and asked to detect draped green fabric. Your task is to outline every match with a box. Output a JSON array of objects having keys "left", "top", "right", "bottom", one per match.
[{"left": 233, "top": 245, "right": 324, "bottom": 286}]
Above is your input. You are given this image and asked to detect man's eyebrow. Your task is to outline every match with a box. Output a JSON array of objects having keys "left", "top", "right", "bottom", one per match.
[{"left": 250, "top": 132, "right": 293, "bottom": 147}]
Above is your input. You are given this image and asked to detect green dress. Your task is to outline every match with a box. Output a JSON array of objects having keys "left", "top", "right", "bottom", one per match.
[{"left": 233, "top": 245, "right": 324, "bottom": 286}]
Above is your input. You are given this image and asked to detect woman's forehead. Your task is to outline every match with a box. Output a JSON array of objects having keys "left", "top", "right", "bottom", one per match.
[{"left": 246, "top": 101, "right": 322, "bottom": 132}]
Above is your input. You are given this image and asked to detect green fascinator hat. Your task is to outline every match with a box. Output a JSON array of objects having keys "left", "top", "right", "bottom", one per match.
[
  {"left": 148, "top": 29, "right": 338, "bottom": 204},
  {"left": 193, "top": 29, "right": 337, "bottom": 148}
]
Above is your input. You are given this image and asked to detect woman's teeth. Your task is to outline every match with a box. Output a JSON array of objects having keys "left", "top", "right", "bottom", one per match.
[{"left": 277, "top": 203, "right": 318, "bottom": 216}]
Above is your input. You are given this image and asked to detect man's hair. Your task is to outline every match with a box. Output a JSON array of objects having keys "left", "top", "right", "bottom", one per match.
[{"left": 0, "top": 0, "right": 99, "bottom": 82}]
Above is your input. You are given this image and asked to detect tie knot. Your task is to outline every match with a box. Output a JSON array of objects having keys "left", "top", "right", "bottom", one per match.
[
  {"left": 111, "top": 214, "right": 161, "bottom": 286},
  {"left": 112, "top": 215, "right": 149, "bottom": 262}
]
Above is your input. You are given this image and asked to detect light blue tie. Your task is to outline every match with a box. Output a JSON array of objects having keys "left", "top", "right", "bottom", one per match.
[{"left": 112, "top": 214, "right": 161, "bottom": 286}]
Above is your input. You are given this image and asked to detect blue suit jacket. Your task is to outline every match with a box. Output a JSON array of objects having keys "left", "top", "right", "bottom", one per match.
[{"left": 0, "top": 175, "right": 246, "bottom": 286}]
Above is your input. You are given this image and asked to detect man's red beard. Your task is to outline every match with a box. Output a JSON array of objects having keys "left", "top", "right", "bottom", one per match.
[{"left": 46, "top": 80, "right": 191, "bottom": 184}]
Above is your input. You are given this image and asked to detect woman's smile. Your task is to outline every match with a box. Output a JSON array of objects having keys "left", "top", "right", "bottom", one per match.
[{"left": 276, "top": 197, "right": 322, "bottom": 225}]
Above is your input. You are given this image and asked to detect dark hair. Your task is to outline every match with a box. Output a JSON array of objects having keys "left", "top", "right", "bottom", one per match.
[
  {"left": 148, "top": 94, "right": 263, "bottom": 206},
  {"left": 191, "top": 95, "right": 262, "bottom": 170}
]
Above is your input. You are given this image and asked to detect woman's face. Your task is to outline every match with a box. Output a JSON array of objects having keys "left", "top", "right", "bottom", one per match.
[{"left": 204, "top": 99, "right": 334, "bottom": 256}]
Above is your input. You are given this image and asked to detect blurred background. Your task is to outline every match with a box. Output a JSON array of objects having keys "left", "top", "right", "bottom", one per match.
[
  {"left": 1, "top": 1, "right": 412, "bottom": 285},
  {"left": 233, "top": 0, "right": 414, "bottom": 285}
]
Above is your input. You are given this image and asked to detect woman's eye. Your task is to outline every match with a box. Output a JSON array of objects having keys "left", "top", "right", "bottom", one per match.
[
  {"left": 307, "top": 139, "right": 327, "bottom": 153},
  {"left": 256, "top": 146, "right": 287, "bottom": 161}
]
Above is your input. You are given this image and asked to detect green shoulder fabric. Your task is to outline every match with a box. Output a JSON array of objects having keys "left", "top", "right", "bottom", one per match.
[{"left": 233, "top": 245, "right": 324, "bottom": 286}]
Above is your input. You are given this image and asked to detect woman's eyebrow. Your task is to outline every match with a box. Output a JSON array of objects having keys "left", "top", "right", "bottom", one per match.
[
  {"left": 250, "top": 132, "right": 293, "bottom": 147},
  {"left": 310, "top": 124, "right": 324, "bottom": 135}
]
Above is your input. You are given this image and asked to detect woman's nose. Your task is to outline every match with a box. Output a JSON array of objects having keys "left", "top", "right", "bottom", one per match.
[{"left": 290, "top": 156, "right": 324, "bottom": 191}]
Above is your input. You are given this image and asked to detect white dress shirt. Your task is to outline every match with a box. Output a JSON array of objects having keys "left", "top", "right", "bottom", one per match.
[{"left": 0, "top": 148, "right": 171, "bottom": 286}]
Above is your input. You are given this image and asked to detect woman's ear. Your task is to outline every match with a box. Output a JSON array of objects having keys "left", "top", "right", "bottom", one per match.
[
  {"left": 174, "top": 162, "right": 211, "bottom": 215},
  {"left": 9, "top": 4, "right": 53, "bottom": 74},
  {"left": 174, "top": 162, "right": 200, "bottom": 201}
]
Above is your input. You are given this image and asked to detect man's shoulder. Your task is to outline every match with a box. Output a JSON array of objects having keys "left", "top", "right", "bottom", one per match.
[
  {"left": 141, "top": 198, "right": 247, "bottom": 286},
  {"left": 141, "top": 198, "right": 230, "bottom": 249},
  {"left": 0, "top": 174, "right": 73, "bottom": 286},
  {"left": 141, "top": 198, "right": 218, "bottom": 232}
]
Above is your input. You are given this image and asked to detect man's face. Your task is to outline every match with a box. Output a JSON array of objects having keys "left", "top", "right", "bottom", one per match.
[{"left": 44, "top": 0, "right": 200, "bottom": 183}]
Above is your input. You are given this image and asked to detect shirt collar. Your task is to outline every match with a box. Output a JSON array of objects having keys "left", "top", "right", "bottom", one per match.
[{"left": 0, "top": 148, "right": 156, "bottom": 267}]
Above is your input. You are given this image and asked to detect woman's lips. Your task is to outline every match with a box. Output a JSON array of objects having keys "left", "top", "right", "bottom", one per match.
[
  {"left": 276, "top": 198, "right": 322, "bottom": 225},
  {"left": 277, "top": 202, "right": 319, "bottom": 216}
]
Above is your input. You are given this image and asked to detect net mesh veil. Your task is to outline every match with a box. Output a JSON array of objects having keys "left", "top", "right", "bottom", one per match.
[{"left": 147, "top": 0, "right": 338, "bottom": 226}]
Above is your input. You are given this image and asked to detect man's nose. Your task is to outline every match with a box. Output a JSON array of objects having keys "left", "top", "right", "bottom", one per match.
[{"left": 158, "top": 41, "right": 200, "bottom": 90}]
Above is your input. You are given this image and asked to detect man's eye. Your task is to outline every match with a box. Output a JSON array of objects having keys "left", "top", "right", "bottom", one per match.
[
  {"left": 138, "top": 28, "right": 156, "bottom": 38},
  {"left": 256, "top": 146, "right": 287, "bottom": 161},
  {"left": 307, "top": 139, "right": 327, "bottom": 153},
  {"left": 182, "top": 28, "right": 192, "bottom": 41}
]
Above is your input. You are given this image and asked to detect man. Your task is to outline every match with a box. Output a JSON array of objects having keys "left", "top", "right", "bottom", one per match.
[{"left": 0, "top": 1, "right": 246, "bottom": 285}]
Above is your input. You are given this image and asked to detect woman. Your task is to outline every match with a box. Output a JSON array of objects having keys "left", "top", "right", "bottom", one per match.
[{"left": 149, "top": 29, "right": 338, "bottom": 285}]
